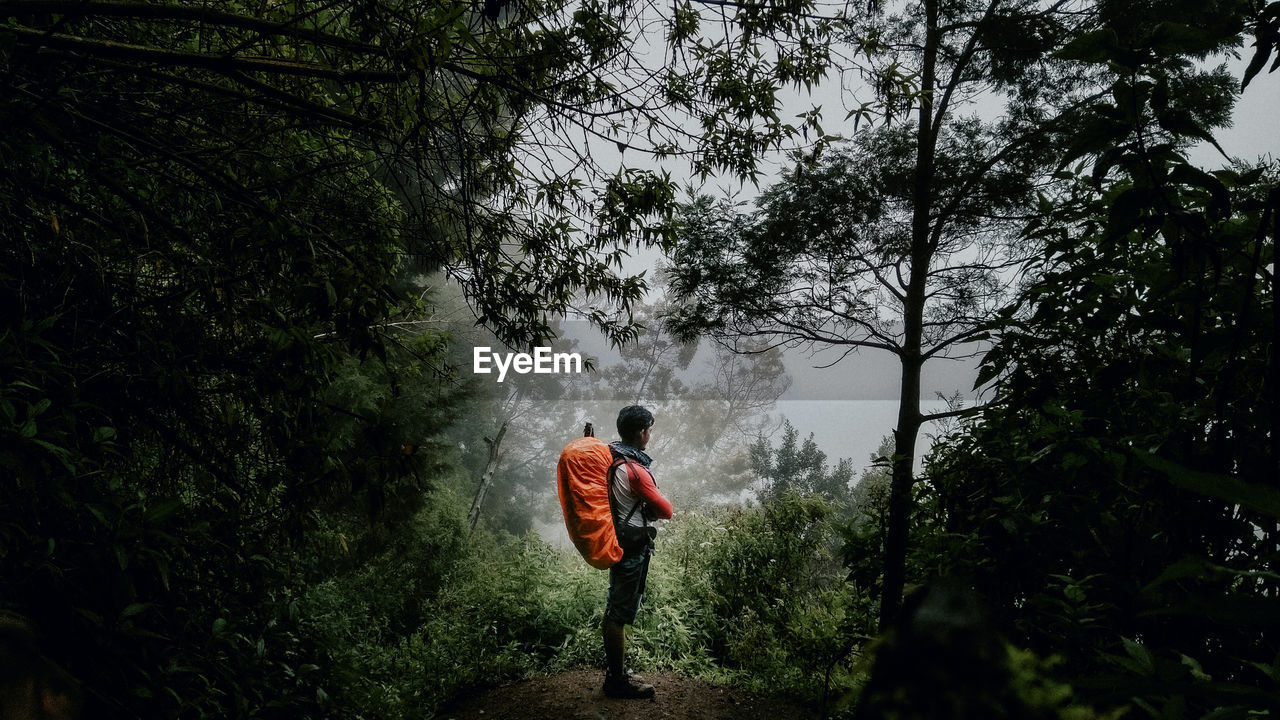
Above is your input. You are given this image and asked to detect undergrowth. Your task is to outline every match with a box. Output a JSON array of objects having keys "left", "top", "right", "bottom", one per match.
[{"left": 297, "top": 489, "right": 868, "bottom": 719}]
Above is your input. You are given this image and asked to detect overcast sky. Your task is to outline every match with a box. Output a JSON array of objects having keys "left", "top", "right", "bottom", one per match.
[
  {"left": 594, "top": 44, "right": 1280, "bottom": 394},
  {"left": 538, "top": 41, "right": 1280, "bottom": 470}
]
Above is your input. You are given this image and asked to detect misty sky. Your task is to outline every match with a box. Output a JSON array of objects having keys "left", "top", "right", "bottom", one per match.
[{"left": 485, "top": 41, "right": 1280, "bottom": 475}]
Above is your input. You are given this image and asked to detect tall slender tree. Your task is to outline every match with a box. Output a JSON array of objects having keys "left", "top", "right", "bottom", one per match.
[{"left": 668, "top": 0, "right": 1107, "bottom": 627}]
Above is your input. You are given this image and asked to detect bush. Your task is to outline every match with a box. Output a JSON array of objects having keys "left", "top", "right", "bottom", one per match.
[{"left": 645, "top": 494, "right": 866, "bottom": 705}]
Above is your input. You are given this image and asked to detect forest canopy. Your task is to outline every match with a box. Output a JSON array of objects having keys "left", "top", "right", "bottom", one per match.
[{"left": 2, "top": 0, "right": 1278, "bottom": 718}]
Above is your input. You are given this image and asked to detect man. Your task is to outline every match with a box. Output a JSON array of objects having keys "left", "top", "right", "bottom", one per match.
[{"left": 603, "top": 405, "right": 672, "bottom": 699}]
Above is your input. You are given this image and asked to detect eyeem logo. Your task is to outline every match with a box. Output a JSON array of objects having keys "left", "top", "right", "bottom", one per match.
[{"left": 473, "top": 347, "right": 584, "bottom": 382}]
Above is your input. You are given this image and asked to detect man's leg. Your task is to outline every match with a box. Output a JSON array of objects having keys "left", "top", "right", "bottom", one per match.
[
  {"left": 603, "top": 618, "right": 627, "bottom": 677},
  {"left": 602, "top": 548, "right": 654, "bottom": 699}
]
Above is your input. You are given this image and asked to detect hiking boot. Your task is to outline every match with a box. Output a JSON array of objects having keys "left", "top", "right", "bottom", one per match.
[{"left": 603, "top": 672, "right": 655, "bottom": 699}]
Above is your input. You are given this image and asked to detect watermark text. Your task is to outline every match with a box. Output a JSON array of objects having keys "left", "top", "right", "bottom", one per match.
[{"left": 473, "top": 347, "right": 583, "bottom": 382}]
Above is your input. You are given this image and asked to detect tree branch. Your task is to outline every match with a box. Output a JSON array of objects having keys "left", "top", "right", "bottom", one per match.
[
  {"left": 0, "top": 0, "right": 386, "bottom": 55},
  {"left": 921, "top": 402, "right": 987, "bottom": 423},
  {"left": 8, "top": 24, "right": 411, "bottom": 82}
]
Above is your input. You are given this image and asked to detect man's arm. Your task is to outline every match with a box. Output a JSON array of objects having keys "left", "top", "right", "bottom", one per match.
[{"left": 626, "top": 465, "right": 672, "bottom": 520}]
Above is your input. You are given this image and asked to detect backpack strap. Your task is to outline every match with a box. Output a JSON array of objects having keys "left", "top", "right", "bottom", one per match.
[{"left": 607, "top": 457, "right": 646, "bottom": 527}]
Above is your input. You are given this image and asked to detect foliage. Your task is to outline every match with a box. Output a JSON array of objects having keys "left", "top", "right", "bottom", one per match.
[
  {"left": 666, "top": 120, "right": 1040, "bottom": 360},
  {"left": 0, "top": 0, "right": 835, "bottom": 346},
  {"left": 1243, "top": 2, "right": 1280, "bottom": 90},
  {"left": 926, "top": 167, "right": 1279, "bottom": 716},
  {"left": 920, "top": 2, "right": 1279, "bottom": 717},
  {"left": 653, "top": 494, "right": 867, "bottom": 706},
  {"left": 666, "top": 0, "right": 1108, "bottom": 627},
  {"left": 853, "top": 583, "right": 1122, "bottom": 720},
  {"left": 847, "top": 436, "right": 894, "bottom": 533},
  {"left": 749, "top": 419, "right": 855, "bottom": 507},
  {"left": 301, "top": 512, "right": 606, "bottom": 718},
  {"left": 1, "top": 299, "right": 463, "bottom": 717},
  {"left": 299, "top": 487, "right": 472, "bottom": 719},
  {"left": 6, "top": 0, "right": 1279, "bottom": 717},
  {"left": 278, "top": 490, "right": 873, "bottom": 718},
  {"left": 1, "top": 0, "right": 837, "bottom": 713}
]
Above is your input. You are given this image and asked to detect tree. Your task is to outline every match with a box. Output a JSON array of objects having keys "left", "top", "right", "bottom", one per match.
[
  {"left": 848, "top": 435, "right": 894, "bottom": 532},
  {"left": 667, "top": 0, "right": 1112, "bottom": 628},
  {"left": 922, "top": 2, "right": 1277, "bottom": 713},
  {"left": 749, "top": 419, "right": 855, "bottom": 506},
  {"left": 1, "top": 0, "right": 835, "bottom": 712},
  {"left": 0, "top": 0, "right": 832, "bottom": 348}
]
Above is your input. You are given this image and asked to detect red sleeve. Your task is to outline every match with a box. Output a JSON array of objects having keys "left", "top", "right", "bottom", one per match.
[{"left": 626, "top": 463, "right": 673, "bottom": 519}]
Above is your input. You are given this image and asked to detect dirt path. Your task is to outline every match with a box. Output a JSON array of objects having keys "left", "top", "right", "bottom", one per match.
[{"left": 436, "top": 668, "right": 819, "bottom": 720}]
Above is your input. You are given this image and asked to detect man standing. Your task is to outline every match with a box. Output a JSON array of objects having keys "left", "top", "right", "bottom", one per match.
[{"left": 603, "top": 405, "right": 672, "bottom": 699}]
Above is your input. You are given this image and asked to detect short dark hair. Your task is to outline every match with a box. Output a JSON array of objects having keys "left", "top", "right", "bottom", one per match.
[{"left": 616, "top": 405, "right": 654, "bottom": 442}]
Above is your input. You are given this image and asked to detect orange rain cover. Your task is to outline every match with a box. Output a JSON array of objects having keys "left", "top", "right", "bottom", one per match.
[{"left": 556, "top": 436, "right": 623, "bottom": 569}]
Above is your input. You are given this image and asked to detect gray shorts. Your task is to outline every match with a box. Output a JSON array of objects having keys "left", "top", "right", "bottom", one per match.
[{"left": 605, "top": 545, "right": 651, "bottom": 625}]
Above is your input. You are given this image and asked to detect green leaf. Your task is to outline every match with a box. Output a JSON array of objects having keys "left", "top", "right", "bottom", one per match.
[
  {"left": 1156, "top": 109, "right": 1225, "bottom": 156},
  {"left": 1241, "top": 30, "right": 1276, "bottom": 90},
  {"left": 1133, "top": 449, "right": 1280, "bottom": 518},
  {"left": 121, "top": 602, "right": 150, "bottom": 618},
  {"left": 1179, "top": 653, "right": 1211, "bottom": 682},
  {"left": 1055, "top": 28, "right": 1120, "bottom": 63},
  {"left": 1121, "top": 636, "right": 1155, "bottom": 676},
  {"left": 1091, "top": 146, "right": 1124, "bottom": 187},
  {"left": 1168, "top": 163, "right": 1231, "bottom": 220},
  {"left": 1106, "top": 187, "right": 1149, "bottom": 236},
  {"left": 1248, "top": 659, "right": 1280, "bottom": 683}
]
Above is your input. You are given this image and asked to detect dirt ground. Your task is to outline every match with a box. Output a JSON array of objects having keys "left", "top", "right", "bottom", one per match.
[{"left": 436, "top": 668, "right": 820, "bottom": 720}]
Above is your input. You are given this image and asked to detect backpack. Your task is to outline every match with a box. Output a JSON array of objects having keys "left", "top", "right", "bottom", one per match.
[{"left": 555, "top": 424, "right": 645, "bottom": 569}]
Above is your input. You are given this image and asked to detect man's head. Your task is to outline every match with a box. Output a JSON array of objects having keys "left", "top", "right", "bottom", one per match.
[{"left": 616, "top": 405, "right": 654, "bottom": 449}]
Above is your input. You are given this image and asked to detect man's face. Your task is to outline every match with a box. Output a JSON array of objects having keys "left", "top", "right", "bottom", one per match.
[{"left": 636, "top": 425, "right": 651, "bottom": 451}]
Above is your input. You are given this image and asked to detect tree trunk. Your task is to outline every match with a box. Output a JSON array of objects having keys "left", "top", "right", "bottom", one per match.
[
  {"left": 467, "top": 419, "right": 508, "bottom": 531},
  {"left": 878, "top": 0, "right": 939, "bottom": 632},
  {"left": 880, "top": 357, "right": 924, "bottom": 630},
  {"left": 1268, "top": 188, "right": 1279, "bottom": 599}
]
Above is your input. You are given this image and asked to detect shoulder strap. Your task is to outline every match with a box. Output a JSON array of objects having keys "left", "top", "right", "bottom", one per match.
[{"left": 607, "top": 457, "right": 646, "bottom": 527}]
